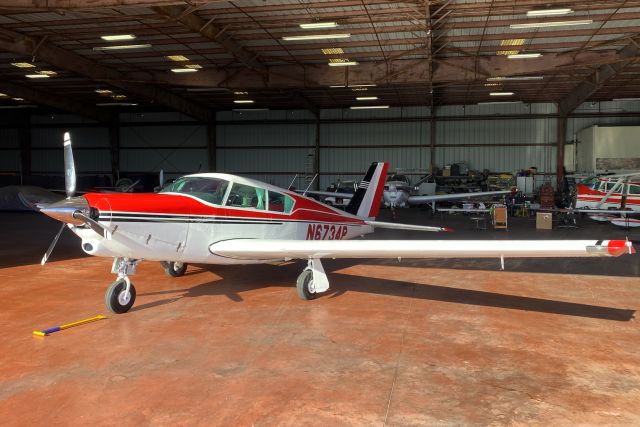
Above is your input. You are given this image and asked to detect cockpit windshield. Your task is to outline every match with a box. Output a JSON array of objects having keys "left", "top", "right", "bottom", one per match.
[
  {"left": 580, "top": 177, "right": 600, "bottom": 190},
  {"left": 387, "top": 174, "right": 410, "bottom": 184},
  {"left": 160, "top": 176, "right": 229, "bottom": 205}
]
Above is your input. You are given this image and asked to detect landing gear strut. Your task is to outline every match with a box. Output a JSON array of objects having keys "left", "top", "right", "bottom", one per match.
[
  {"left": 161, "top": 261, "right": 188, "bottom": 277},
  {"left": 105, "top": 257, "right": 139, "bottom": 314}
]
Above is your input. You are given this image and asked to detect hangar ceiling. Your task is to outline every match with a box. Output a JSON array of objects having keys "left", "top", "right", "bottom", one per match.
[{"left": 0, "top": 0, "right": 639, "bottom": 119}]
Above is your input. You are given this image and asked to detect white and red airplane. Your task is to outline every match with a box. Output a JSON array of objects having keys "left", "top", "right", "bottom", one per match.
[
  {"left": 34, "top": 133, "right": 635, "bottom": 314},
  {"left": 575, "top": 173, "right": 640, "bottom": 227}
]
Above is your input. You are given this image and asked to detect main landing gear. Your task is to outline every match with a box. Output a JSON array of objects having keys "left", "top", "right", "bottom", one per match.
[
  {"left": 161, "top": 261, "right": 188, "bottom": 277},
  {"left": 105, "top": 257, "right": 140, "bottom": 314},
  {"left": 296, "top": 259, "right": 330, "bottom": 301}
]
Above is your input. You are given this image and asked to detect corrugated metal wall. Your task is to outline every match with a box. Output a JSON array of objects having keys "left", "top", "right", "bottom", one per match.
[{"left": 0, "top": 101, "right": 638, "bottom": 187}]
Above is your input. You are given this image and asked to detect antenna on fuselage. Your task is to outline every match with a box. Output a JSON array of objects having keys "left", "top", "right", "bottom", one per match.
[
  {"left": 287, "top": 174, "right": 298, "bottom": 190},
  {"left": 302, "top": 174, "right": 318, "bottom": 196}
]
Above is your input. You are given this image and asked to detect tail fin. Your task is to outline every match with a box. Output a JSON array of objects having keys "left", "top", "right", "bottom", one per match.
[{"left": 345, "top": 162, "right": 389, "bottom": 219}]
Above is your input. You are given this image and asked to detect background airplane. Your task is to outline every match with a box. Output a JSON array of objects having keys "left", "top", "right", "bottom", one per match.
[{"left": 32, "top": 133, "right": 635, "bottom": 314}]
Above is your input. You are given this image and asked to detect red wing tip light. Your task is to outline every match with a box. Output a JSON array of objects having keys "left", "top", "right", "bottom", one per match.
[
  {"left": 442, "top": 227, "right": 455, "bottom": 232},
  {"left": 607, "top": 240, "right": 636, "bottom": 256}
]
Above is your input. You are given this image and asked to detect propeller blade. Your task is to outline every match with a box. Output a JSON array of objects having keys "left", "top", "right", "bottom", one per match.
[
  {"left": 159, "top": 169, "right": 164, "bottom": 188},
  {"left": 41, "top": 223, "right": 66, "bottom": 266},
  {"left": 63, "top": 132, "right": 76, "bottom": 198}
]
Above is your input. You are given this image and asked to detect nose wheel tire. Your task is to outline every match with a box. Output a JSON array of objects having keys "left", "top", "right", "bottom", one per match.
[
  {"left": 162, "top": 261, "right": 188, "bottom": 277},
  {"left": 296, "top": 269, "right": 316, "bottom": 300},
  {"left": 105, "top": 278, "right": 136, "bottom": 314}
]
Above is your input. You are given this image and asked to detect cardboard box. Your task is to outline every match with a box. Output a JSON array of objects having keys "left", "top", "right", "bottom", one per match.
[{"left": 536, "top": 212, "right": 552, "bottom": 230}]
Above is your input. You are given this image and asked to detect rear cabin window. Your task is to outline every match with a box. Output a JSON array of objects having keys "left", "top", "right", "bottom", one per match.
[
  {"left": 226, "top": 183, "right": 266, "bottom": 210},
  {"left": 628, "top": 184, "right": 640, "bottom": 195},
  {"left": 268, "top": 191, "right": 294, "bottom": 214},
  {"left": 160, "top": 177, "right": 229, "bottom": 205}
]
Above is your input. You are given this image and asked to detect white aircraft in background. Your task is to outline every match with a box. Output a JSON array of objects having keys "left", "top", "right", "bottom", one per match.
[
  {"left": 30, "top": 132, "right": 635, "bottom": 314},
  {"left": 575, "top": 173, "right": 640, "bottom": 227}
]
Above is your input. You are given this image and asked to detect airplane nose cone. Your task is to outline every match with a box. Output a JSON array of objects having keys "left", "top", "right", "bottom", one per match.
[{"left": 40, "top": 197, "right": 89, "bottom": 225}]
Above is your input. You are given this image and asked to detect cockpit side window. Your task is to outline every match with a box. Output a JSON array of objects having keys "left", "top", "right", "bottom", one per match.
[
  {"left": 268, "top": 191, "right": 294, "bottom": 214},
  {"left": 160, "top": 177, "right": 229, "bottom": 205},
  {"left": 226, "top": 183, "right": 266, "bottom": 210}
]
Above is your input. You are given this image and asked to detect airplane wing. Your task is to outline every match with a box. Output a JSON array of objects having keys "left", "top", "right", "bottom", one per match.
[
  {"left": 295, "top": 189, "right": 354, "bottom": 199},
  {"left": 210, "top": 239, "right": 634, "bottom": 260},
  {"left": 408, "top": 190, "right": 511, "bottom": 205}
]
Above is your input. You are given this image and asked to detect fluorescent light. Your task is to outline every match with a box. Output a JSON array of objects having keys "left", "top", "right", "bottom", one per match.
[
  {"left": 490, "top": 92, "right": 514, "bottom": 96},
  {"left": 478, "top": 101, "right": 523, "bottom": 105},
  {"left": 356, "top": 96, "right": 379, "bottom": 101},
  {"left": 185, "top": 64, "right": 202, "bottom": 69},
  {"left": 96, "top": 102, "right": 138, "bottom": 106},
  {"left": 233, "top": 108, "right": 269, "bottom": 112},
  {"left": 300, "top": 22, "right": 337, "bottom": 29},
  {"left": 233, "top": 100, "right": 254, "bottom": 104},
  {"left": 349, "top": 105, "right": 389, "bottom": 110},
  {"left": 282, "top": 33, "right": 350, "bottom": 41},
  {"left": 186, "top": 88, "right": 229, "bottom": 92},
  {"left": 171, "top": 68, "right": 198, "bottom": 73},
  {"left": 0, "top": 92, "right": 7, "bottom": 97},
  {"left": 350, "top": 84, "right": 376, "bottom": 87},
  {"left": 487, "top": 76, "right": 543, "bottom": 81},
  {"left": 166, "top": 55, "right": 189, "bottom": 62},
  {"left": 328, "top": 61, "right": 358, "bottom": 67},
  {"left": 11, "top": 62, "right": 35, "bottom": 68},
  {"left": 95, "top": 89, "right": 113, "bottom": 94},
  {"left": 101, "top": 34, "right": 136, "bottom": 41},
  {"left": 112, "top": 94, "right": 127, "bottom": 100},
  {"left": 12, "top": 98, "right": 25, "bottom": 101},
  {"left": 507, "top": 53, "right": 542, "bottom": 59},
  {"left": 25, "top": 74, "right": 50, "bottom": 79},
  {"left": 234, "top": 91, "right": 248, "bottom": 95},
  {"left": 37, "top": 70, "right": 57, "bottom": 76},
  {"left": 511, "top": 20, "right": 592, "bottom": 29},
  {"left": 0, "top": 105, "right": 36, "bottom": 109},
  {"left": 329, "top": 85, "right": 346, "bottom": 88},
  {"left": 527, "top": 8, "right": 573, "bottom": 17},
  {"left": 92, "top": 44, "right": 151, "bottom": 51},
  {"left": 613, "top": 98, "right": 640, "bottom": 101}
]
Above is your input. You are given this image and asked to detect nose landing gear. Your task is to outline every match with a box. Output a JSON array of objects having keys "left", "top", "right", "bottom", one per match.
[
  {"left": 161, "top": 261, "right": 188, "bottom": 277},
  {"left": 105, "top": 257, "right": 139, "bottom": 314}
]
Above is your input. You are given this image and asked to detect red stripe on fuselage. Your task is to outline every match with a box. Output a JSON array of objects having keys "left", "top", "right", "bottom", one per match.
[{"left": 83, "top": 192, "right": 365, "bottom": 224}]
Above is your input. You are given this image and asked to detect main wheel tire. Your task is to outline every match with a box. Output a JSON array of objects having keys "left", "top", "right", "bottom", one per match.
[
  {"left": 105, "top": 279, "right": 136, "bottom": 314},
  {"left": 296, "top": 269, "right": 316, "bottom": 300},
  {"left": 163, "top": 261, "right": 188, "bottom": 277}
]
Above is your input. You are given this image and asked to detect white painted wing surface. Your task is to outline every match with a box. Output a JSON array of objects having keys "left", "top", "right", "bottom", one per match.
[
  {"left": 210, "top": 239, "right": 634, "bottom": 260},
  {"left": 408, "top": 190, "right": 510, "bottom": 205}
]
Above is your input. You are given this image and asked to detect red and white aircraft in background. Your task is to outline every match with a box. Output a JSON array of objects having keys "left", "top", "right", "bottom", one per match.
[
  {"left": 35, "top": 133, "right": 635, "bottom": 314},
  {"left": 576, "top": 173, "right": 640, "bottom": 227}
]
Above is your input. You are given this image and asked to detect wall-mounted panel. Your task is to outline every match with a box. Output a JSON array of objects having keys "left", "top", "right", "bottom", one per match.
[
  {"left": 321, "top": 121, "right": 428, "bottom": 147},
  {"left": 120, "top": 148, "right": 208, "bottom": 173},
  {"left": 120, "top": 126, "right": 206, "bottom": 148},
  {"left": 217, "top": 148, "right": 313, "bottom": 174},
  {"left": 217, "top": 124, "right": 314, "bottom": 147}
]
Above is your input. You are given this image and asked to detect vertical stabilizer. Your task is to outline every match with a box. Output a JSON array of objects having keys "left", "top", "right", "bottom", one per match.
[{"left": 345, "top": 162, "right": 389, "bottom": 219}]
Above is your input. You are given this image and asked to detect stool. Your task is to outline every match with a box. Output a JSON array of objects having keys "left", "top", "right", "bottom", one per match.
[{"left": 471, "top": 216, "right": 487, "bottom": 231}]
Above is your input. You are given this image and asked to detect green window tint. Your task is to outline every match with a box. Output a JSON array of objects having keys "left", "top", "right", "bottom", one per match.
[
  {"left": 268, "top": 191, "right": 295, "bottom": 214},
  {"left": 226, "top": 183, "right": 265, "bottom": 210},
  {"left": 628, "top": 184, "right": 640, "bottom": 195},
  {"left": 160, "top": 177, "right": 229, "bottom": 205}
]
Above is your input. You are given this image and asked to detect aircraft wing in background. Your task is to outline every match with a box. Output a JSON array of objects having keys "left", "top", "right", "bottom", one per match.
[{"left": 408, "top": 190, "right": 511, "bottom": 205}]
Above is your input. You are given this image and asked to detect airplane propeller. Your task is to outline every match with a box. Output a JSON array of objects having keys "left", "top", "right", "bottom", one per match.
[{"left": 38, "top": 132, "right": 111, "bottom": 265}]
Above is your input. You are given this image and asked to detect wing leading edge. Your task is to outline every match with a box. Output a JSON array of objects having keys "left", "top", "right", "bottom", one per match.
[{"left": 210, "top": 239, "right": 634, "bottom": 260}]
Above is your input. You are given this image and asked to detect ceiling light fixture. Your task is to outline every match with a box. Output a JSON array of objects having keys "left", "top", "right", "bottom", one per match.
[
  {"left": 95, "top": 89, "right": 113, "bottom": 94},
  {"left": 507, "top": 53, "right": 542, "bottom": 59},
  {"left": 92, "top": 44, "right": 152, "bottom": 51},
  {"left": 350, "top": 84, "right": 377, "bottom": 87},
  {"left": 11, "top": 62, "right": 36, "bottom": 68},
  {"left": 165, "top": 55, "right": 189, "bottom": 62},
  {"left": 300, "top": 22, "right": 338, "bottom": 29},
  {"left": 526, "top": 8, "right": 573, "bottom": 17},
  {"left": 329, "top": 85, "right": 346, "bottom": 88},
  {"left": 12, "top": 98, "right": 25, "bottom": 101},
  {"left": 511, "top": 20, "right": 592, "bottom": 29},
  {"left": 478, "top": 101, "right": 523, "bottom": 105},
  {"left": 96, "top": 102, "right": 138, "bottom": 106},
  {"left": 101, "top": 34, "right": 136, "bottom": 41},
  {"left": 37, "top": 70, "right": 57, "bottom": 76},
  {"left": 233, "top": 100, "right": 255, "bottom": 104},
  {"left": 349, "top": 105, "right": 389, "bottom": 110},
  {"left": 233, "top": 108, "right": 270, "bottom": 112},
  {"left": 613, "top": 97, "right": 640, "bottom": 101},
  {"left": 356, "top": 96, "right": 379, "bottom": 101},
  {"left": 0, "top": 105, "right": 37, "bottom": 109},
  {"left": 282, "top": 34, "right": 350, "bottom": 41},
  {"left": 25, "top": 74, "right": 50, "bottom": 79},
  {"left": 0, "top": 92, "right": 7, "bottom": 97},
  {"left": 487, "top": 76, "right": 544, "bottom": 81},
  {"left": 328, "top": 61, "right": 358, "bottom": 67},
  {"left": 171, "top": 68, "right": 198, "bottom": 73},
  {"left": 490, "top": 92, "right": 515, "bottom": 96}
]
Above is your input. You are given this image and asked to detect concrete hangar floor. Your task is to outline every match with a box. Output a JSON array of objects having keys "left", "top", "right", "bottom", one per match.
[{"left": 1, "top": 208, "right": 639, "bottom": 426}]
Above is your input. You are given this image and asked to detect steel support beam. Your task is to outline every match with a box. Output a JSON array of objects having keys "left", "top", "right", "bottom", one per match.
[
  {"left": 430, "top": 107, "right": 436, "bottom": 173},
  {"left": 18, "top": 115, "right": 31, "bottom": 182},
  {"left": 0, "top": 81, "right": 113, "bottom": 123},
  {"left": 558, "top": 36, "right": 640, "bottom": 115},
  {"left": 556, "top": 115, "right": 567, "bottom": 188},
  {"left": 207, "top": 120, "right": 216, "bottom": 172},
  {"left": 314, "top": 119, "right": 320, "bottom": 190},
  {"left": 108, "top": 119, "right": 120, "bottom": 184},
  {"left": 0, "top": 29, "right": 212, "bottom": 122},
  {"left": 135, "top": 49, "right": 633, "bottom": 89}
]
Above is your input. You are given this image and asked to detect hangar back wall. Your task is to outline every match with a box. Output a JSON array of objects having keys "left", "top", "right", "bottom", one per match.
[{"left": 1, "top": 101, "right": 639, "bottom": 189}]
